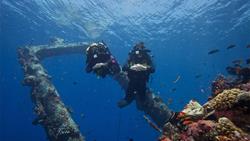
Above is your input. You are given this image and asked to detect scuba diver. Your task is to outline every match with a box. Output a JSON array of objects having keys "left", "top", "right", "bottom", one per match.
[
  {"left": 84, "top": 41, "right": 175, "bottom": 127},
  {"left": 117, "top": 42, "right": 155, "bottom": 108},
  {"left": 85, "top": 42, "right": 120, "bottom": 77}
]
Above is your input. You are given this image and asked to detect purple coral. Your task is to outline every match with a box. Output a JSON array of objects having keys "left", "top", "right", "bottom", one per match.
[{"left": 187, "top": 120, "right": 216, "bottom": 137}]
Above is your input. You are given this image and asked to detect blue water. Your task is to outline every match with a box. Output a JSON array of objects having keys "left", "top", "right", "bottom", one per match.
[{"left": 0, "top": 0, "right": 250, "bottom": 141}]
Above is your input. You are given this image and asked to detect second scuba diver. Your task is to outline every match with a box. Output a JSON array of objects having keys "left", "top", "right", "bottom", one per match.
[
  {"left": 118, "top": 42, "right": 155, "bottom": 108},
  {"left": 85, "top": 42, "right": 120, "bottom": 77}
]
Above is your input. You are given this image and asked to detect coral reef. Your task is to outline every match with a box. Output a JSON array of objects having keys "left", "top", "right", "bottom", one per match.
[
  {"left": 176, "top": 100, "right": 206, "bottom": 127},
  {"left": 211, "top": 75, "right": 233, "bottom": 96},
  {"left": 215, "top": 117, "right": 250, "bottom": 141},
  {"left": 160, "top": 117, "right": 250, "bottom": 141},
  {"left": 203, "top": 88, "right": 243, "bottom": 111},
  {"left": 203, "top": 89, "right": 250, "bottom": 133},
  {"left": 240, "top": 82, "right": 250, "bottom": 91},
  {"left": 161, "top": 122, "right": 180, "bottom": 140},
  {"left": 159, "top": 66, "right": 250, "bottom": 141},
  {"left": 185, "top": 120, "right": 216, "bottom": 140}
]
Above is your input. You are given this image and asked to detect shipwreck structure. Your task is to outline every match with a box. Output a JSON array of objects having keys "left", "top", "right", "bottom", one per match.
[
  {"left": 18, "top": 40, "right": 173, "bottom": 141},
  {"left": 17, "top": 39, "right": 250, "bottom": 141}
]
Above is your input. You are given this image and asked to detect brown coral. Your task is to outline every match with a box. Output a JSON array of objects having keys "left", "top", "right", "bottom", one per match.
[
  {"left": 203, "top": 89, "right": 244, "bottom": 112},
  {"left": 215, "top": 117, "right": 250, "bottom": 141},
  {"left": 215, "top": 135, "right": 232, "bottom": 141},
  {"left": 204, "top": 89, "right": 250, "bottom": 133}
]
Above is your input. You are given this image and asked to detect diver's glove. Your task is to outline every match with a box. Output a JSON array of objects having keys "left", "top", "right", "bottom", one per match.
[{"left": 130, "top": 64, "right": 150, "bottom": 72}]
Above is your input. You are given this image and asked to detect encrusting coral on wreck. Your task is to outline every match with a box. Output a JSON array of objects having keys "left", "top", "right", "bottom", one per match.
[
  {"left": 215, "top": 117, "right": 250, "bottom": 141},
  {"left": 160, "top": 116, "right": 250, "bottom": 141},
  {"left": 17, "top": 39, "right": 250, "bottom": 141},
  {"left": 203, "top": 88, "right": 245, "bottom": 111},
  {"left": 211, "top": 75, "right": 234, "bottom": 96},
  {"left": 18, "top": 43, "right": 87, "bottom": 141},
  {"left": 158, "top": 66, "right": 250, "bottom": 141},
  {"left": 240, "top": 82, "right": 250, "bottom": 91},
  {"left": 181, "top": 119, "right": 217, "bottom": 141},
  {"left": 203, "top": 89, "right": 250, "bottom": 133}
]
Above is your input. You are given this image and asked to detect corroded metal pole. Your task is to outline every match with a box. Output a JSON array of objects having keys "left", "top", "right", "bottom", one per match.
[
  {"left": 18, "top": 42, "right": 88, "bottom": 141},
  {"left": 113, "top": 72, "right": 173, "bottom": 127}
]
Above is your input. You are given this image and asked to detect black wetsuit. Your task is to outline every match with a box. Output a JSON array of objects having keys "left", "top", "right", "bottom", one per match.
[
  {"left": 121, "top": 48, "right": 155, "bottom": 105},
  {"left": 86, "top": 44, "right": 120, "bottom": 77},
  {"left": 124, "top": 69, "right": 149, "bottom": 103},
  {"left": 86, "top": 51, "right": 110, "bottom": 73}
]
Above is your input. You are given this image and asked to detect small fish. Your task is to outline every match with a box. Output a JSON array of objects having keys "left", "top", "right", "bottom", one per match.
[
  {"left": 246, "top": 58, "right": 250, "bottom": 64},
  {"left": 247, "top": 44, "right": 250, "bottom": 48},
  {"left": 129, "top": 138, "right": 134, "bottom": 141},
  {"left": 232, "top": 59, "right": 243, "bottom": 65},
  {"left": 73, "top": 81, "right": 78, "bottom": 85},
  {"left": 226, "top": 44, "right": 236, "bottom": 49},
  {"left": 195, "top": 74, "right": 202, "bottom": 79},
  {"left": 167, "top": 98, "right": 173, "bottom": 105},
  {"left": 200, "top": 89, "right": 205, "bottom": 93},
  {"left": 171, "top": 88, "right": 177, "bottom": 92},
  {"left": 80, "top": 113, "right": 85, "bottom": 119},
  {"left": 173, "top": 75, "right": 181, "bottom": 83},
  {"left": 208, "top": 49, "right": 219, "bottom": 55}
]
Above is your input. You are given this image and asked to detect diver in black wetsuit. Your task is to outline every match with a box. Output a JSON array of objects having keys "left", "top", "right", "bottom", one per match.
[
  {"left": 85, "top": 42, "right": 120, "bottom": 77},
  {"left": 118, "top": 42, "right": 155, "bottom": 108},
  {"left": 84, "top": 41, "right": 175, "bottom": 127}
]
